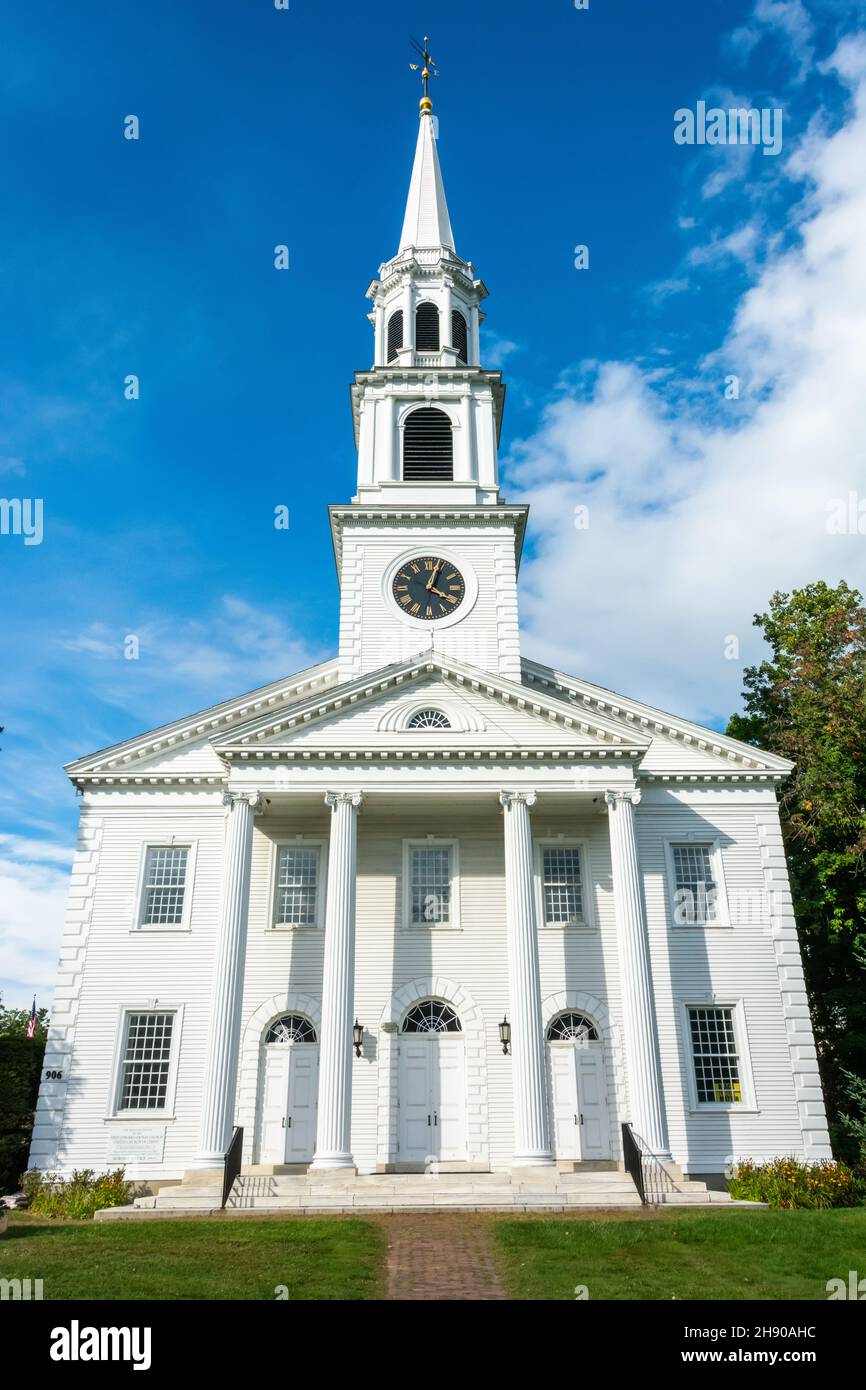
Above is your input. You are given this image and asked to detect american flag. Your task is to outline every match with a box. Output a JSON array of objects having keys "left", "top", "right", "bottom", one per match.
[{"left": 26, "top": 997, "right": 37, "bottom": 1039}]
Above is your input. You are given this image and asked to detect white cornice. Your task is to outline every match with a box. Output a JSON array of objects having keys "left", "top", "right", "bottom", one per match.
[
  {"left": 521, "top": 658, "right": 793, "bottom": 775},
  {"left": 329, "top": 503, "right": 528, "bottom": 572}
]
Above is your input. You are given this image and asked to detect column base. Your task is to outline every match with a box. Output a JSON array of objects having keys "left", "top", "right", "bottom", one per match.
[
  {"left": 310, "top": 1155, "right": 357, "bottom": 1174},
  {"left": 511, "top": 1154, "right": 555, "bottom": 1169},
  {"left": 190, "top": 1154, "right": 226, "bottom": 1172}
]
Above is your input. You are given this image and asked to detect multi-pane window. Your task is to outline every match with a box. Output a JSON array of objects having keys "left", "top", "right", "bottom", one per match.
[
  {"left": 672, "top": 843, "right": 718, "bottom": 924},
  {"left": 274, "top": 847, "right": 320, "bottom": 927},
  {"left": 542, "top": 846, "right": 584, "bottom": 925},
  {"left": 410, "top": 846, "right": 451, "bottom": 924},
  {"left": 118, "top": 1012, "right": 174, "bottom": 1111},
  {"left": 688, "top": 1006, "right": 742, "bottom": 1104},
  {"left": 141, "top": 847, "right": 189, "bottom": 926}
]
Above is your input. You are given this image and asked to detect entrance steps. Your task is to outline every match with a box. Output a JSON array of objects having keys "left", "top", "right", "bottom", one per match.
[{"left": 96, "top": 1167, "right": 758, "bottom": 1218}]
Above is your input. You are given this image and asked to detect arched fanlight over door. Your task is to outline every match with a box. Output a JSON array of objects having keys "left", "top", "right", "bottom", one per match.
[
  {"left": 415, "top": 301, "right": 440, "bottom": 351},
  {"left": 386, "top": 310, "right": 404, "bottom": 364},
  {"left": 546, "top": 1012, "right": 599, "bottom": 1042},
  {"left": 402, "top": 407, "right": 453, "bottom": 481},
  {"left": 402, "top": 999, "right": 462, "bottom": 1033},
  {"left": 451, "top": 309, "right": 468, "bottom": 363},
  {"left": 264, "top": 1014, "right": 317, "bottom": 1044}
]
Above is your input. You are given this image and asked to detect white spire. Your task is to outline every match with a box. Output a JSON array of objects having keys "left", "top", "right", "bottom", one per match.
[{"left": 398, "top": 109, "right": 455, "bottom": 255}]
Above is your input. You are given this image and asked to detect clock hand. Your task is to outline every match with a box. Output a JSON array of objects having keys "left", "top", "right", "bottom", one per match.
[
  {"left": 425, "top": 560, "right": 444, "bottom": 592},
  {"left": 428, "top": 585, "right": 452, "bottom": 600}
]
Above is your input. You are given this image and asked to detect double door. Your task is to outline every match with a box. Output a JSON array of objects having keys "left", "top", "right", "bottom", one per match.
[
  {"left": 399, "top": 1038, "right": 466, "bottom": 1162},
  {"left": 258, "top": 1045, "right": 319, "bottom": 1164},
  {"left": 548, "top": 1042, "right": 610, "bottom": 1160}
]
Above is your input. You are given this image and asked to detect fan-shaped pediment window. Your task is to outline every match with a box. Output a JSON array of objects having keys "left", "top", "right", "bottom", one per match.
[
  {"left": 546, "top": 1012, "right": 598, "bottom": 1042},
  {"left": 402, "top": 999, "right": 462, "bottom": 1033},
  {"left": 265, "top": 1014, "right": 317, "bottom": 1044},
  {"left": 407, "top": 709, "right": 451, "bottom": 729}
]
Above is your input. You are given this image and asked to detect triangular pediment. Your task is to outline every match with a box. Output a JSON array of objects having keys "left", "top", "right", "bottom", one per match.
[{"left": 213, "top": 653, "right": 652, "bottom": 762}]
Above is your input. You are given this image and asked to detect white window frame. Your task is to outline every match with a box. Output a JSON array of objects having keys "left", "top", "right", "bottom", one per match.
[
  {"left": 664, "top": 835, "right": 731, "bottom": 929},
  {"left": 534, "top": 837, "right": 595, "bottom": 929},
  {"left": 679, "top": 998, "right": 758, "bottom": 1113},
  {"left": 107, "top": 1004, "right": 184, "bottom": 1120},
  {"left": 133, "top": 841, "right": 197, "bottom": 932},
  {"left": 401, "top": 836, "right": 461, "bottom": 930},
  {"left": 268, "top": 837, "right": 327, "bottom": 931}
]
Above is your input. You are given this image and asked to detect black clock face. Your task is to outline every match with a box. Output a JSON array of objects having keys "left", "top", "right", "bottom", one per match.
[{"left": 392, "top": 555, "right": 466, "bottom": 621}]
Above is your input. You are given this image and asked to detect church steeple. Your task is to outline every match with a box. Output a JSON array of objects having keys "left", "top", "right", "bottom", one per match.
[
  {"left": 335, "top": 47, "right": 524, "bottom": 684},
  {"left": 397, "top": 105, "right": 455, "bottom": 255}
]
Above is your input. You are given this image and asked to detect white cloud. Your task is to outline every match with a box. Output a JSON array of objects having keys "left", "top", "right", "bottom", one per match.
[
  {"left": 0, "top": 848, "right": 71, "bottom": 1007},
  {"left": 730, "top": 0, "right": 816, "bottom": 81},
  {"left": 507, "top": 37, "right": 866, "bottom": 726}
]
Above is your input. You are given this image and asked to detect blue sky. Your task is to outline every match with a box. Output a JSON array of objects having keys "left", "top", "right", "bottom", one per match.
[{"left": 3, "top": 0, "right": 866, "bottom": 1004}]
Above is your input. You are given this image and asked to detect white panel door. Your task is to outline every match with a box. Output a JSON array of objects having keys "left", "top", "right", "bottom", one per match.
[
  {"left": 435, "top": 1039, "right": 466, "bottom": 1160},
  {"left": 548, "top": 1046, "right": 581, "bottom": 1159},
  {"left": 258, "top": 1046, "right": 319, "bottom": 1164},
  {"left": 548, "top": 1044, "right": 610, "bottom": 1161},
  {"left": 286, "top": 1048, "right": 319, "bottom": 1162},
  {"left": 400, "top": 1041, "right": 435, "bottom": 1161},
  {"left": 259, "top": 1047, "right": 291, "bottom": 1164},
  {"left": 574, "top": 1044, "right": 610, "bottom": 1160},
  {"left": 399, "top": 1039, "right": 466, "bottom": 1162}
]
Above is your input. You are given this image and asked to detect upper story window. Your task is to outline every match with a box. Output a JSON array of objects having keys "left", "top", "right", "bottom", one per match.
[
  {"left": 274, "top": 845, "right": 322, "bottom": 928},
  {"left": 116, "top": 1011, "right": 175, "bottom": 1112},
  {"left": 140, "top": 846, "right": 189, "bottom": 927},
  {"left": 386, "top": 309, "right": 403, "bottom": 363},
  {"left": 415, "top": 300, "right": 440, "bottom": 351},
  {"left": 451, "top": 309, "right": 468, "bottom": 362},
  {"left": 670, "top": 842, "right": 720, "bottom": 925},
  {"left": 403, "top": 839, "right": 459, "bottom": 928},
  {"left": 407, "top": 709, "right": 451, "bottom": 729},
  {"left": 402, "top": 407, "right": 453, "bottom": 481},
  {"left": 541, "top": 845, "right": 585, "bottom": 926}
]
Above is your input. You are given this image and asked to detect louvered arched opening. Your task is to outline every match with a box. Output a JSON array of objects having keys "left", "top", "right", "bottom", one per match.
[
  {"left": 415, "top": 301, "right": 440, "bottom": 351},
  {"left": 386, "top": 310, "right": 404, "bottom": 364},
  {"left": 402, "top": 407, "right": 453, "bottom": 481},
  {"left": 451, "top": 310, "right": 468, "bottom": 363}
]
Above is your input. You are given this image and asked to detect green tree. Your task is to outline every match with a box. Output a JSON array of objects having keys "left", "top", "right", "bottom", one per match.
[
  {"left": 727, "top": 581, "right": 866, "bottom": 1159},
  {"left": 0, "top": 994, "right": 49, "bottom": 1190}
]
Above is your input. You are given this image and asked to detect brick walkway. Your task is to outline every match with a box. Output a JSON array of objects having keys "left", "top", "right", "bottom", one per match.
[{"left": 383, "top": 1213, "right": 508, "bottom": 1301}]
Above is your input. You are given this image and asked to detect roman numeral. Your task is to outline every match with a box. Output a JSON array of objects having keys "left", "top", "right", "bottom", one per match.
[
  {"left": 409, "top": 603, "right": 421, "bottom": 615},
  {"left": 400, "top": 595, "right": 411, "bottom": 605}
]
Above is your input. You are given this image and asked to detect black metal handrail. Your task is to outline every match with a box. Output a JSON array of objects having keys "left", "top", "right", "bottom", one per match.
[
  {"left": 621, "top": 1122, "right": 646, "bottom": 1204},
  {"left": 221, "top": 1126, "right": 243, "bottom": 1209}
]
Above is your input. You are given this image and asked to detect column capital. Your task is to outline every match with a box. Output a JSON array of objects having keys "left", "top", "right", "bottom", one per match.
[
  {"left": 604, "top": 788, "right": 641, "bottom": 810},
  {"left": 324, "top": 791, "right": 365, "bottom": 811},
  {"left": 499, "top": 789, "right": 537, "bottom": 811},
  {"left": 222, "top": 789, "right": 266, "bottom": 814}
]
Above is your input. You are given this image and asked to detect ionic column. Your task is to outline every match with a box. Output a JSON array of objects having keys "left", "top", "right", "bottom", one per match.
[
  {"left": 196, "top": 790, "right": 263, "bottom": 1166},
  {"left": 441, "top": 280, "right": 453, "bottom": 348},
  {"left": 500, "top": 790, "right": 554, "bottom": 1167},
  {"left": 373, "top": 300, "right": 385, "bottom": 366},
  {"left": 455, "top": 393, "right": 474, "bottom": 482},
  {"left": 312, "top": 791, "right": 363, "bottom": 1170},
  {"left": 402, "top": 278, "right": 415, "bottom": 350},
  {"left": 605, "top": 789, "right": 672, "bottom": 1158}
]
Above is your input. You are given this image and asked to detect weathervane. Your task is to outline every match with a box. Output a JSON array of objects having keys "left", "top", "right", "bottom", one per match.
[{"left": 409, "top": 34, "right": 439, "bottom": 112}]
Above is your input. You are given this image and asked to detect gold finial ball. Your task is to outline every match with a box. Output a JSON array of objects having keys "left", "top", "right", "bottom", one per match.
[{"left": 419, "top": 95, "right": 433, "bottom": 115}]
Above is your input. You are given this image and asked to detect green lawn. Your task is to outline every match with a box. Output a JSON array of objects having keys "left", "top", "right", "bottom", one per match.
[
  {"left": 494, "top": 1208, "right": 866, "bottom": 1300},
  {"left": 1, "top": 1214, "right": 386, "bottom": 1300}
]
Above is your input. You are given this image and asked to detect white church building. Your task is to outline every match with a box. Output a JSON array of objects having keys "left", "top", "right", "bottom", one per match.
[{"left": 30, "top": 85, "right": 831, "bottom": 1201}]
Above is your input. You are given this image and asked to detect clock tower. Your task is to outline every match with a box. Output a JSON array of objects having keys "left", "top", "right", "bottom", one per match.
[{"left": 331, "top": 84, "right": 526, "bottom": 682}]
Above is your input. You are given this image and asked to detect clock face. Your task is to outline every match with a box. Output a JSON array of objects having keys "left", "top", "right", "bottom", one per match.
[{"left": 392, "top": 555, "right": 466, "bottom": 621}]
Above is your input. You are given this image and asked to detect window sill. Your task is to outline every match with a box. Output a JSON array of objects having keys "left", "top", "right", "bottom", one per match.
[
  {"left": 671, "top": 922, "right": 734, "bottom": 931},
  {"left": 267, "top": 924, "right": 323, "bottom": 933},
  {"left": 104, "top": 1113, "right": 175, "bottom": 1123},
  {"left": 541, "top": 922, "right": 596, "bottom": 931},
  {"left": 129, "top": 927, "right": 192, "bottom": 935},
  {"left": 399, "top": 924, "right": 463, "bottom": 932},
  {"left": 688, "top": 1105, "right": 759, "bottom": 1115}
]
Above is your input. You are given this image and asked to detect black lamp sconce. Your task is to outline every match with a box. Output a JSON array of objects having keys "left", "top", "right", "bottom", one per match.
[
  {"left": 499, "top": 1015, "right": 511, "bottom": 1056},
  {"left": 352, "top": 1019, "right": 364, "bottom": 1058}
]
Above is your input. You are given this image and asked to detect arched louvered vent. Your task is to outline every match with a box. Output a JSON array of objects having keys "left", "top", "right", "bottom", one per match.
[
  {"left": 451, "top": 310, "right": 468, "bottom": 363},
  {"left": 386, "top": 310, "right": 404, "bottom": 364},
  {"left": 402, "top": 407, "right": 453, "bottom": 481},
  {"left": 415, "top": 301, "right": 440, "bottom": 351}
]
